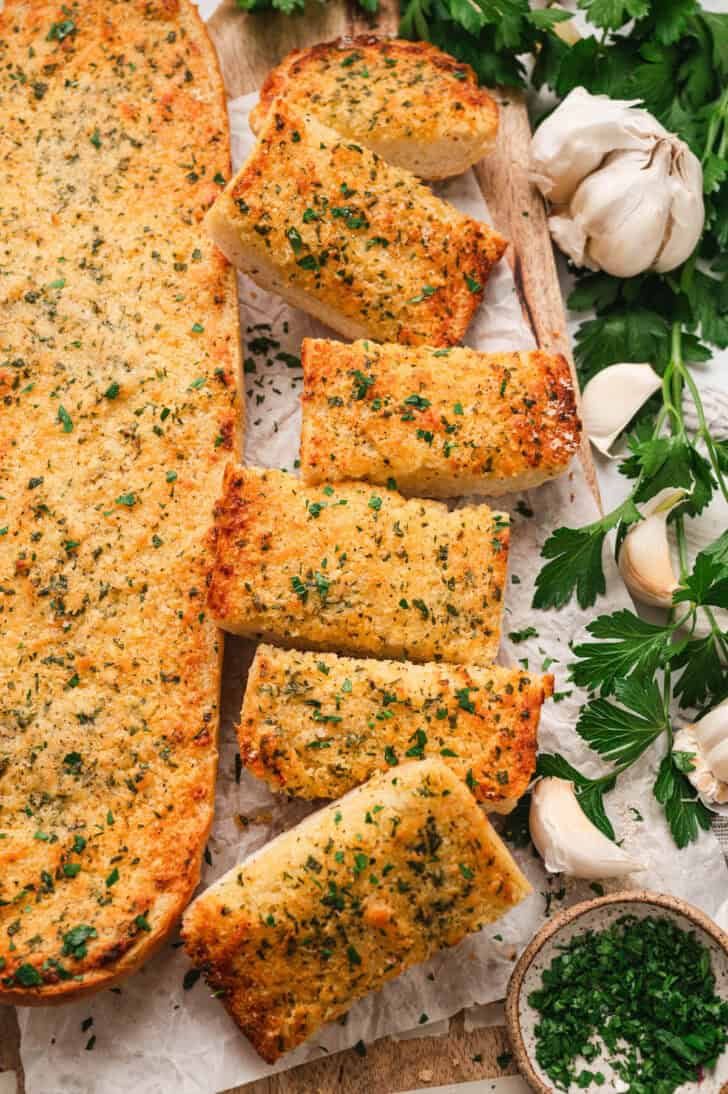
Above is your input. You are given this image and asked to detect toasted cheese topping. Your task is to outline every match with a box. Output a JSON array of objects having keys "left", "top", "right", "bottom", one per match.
[
  {"left": 0, "top": 0, "right": 241, "bottom": 1001},
  {"left": 300, "top": 339, "right": 581, "bottom": 497},
  {"left": 182, "top": 758, "right": 531, "bottom": 1063},
  {"left": 239, "top": 645, "right": 553, "bottom": 810},
  {"left": 206, "top": 101, "right": 507, "bottom": 346},
  {"left": 249, "top": 36, "right": 499, "bottom": 180},
  {"left": 208, "top": 466, "right": 509, "bottom": 664}
]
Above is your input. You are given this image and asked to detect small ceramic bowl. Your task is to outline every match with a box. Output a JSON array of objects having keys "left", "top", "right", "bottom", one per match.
[{"left": 505, "top": 890, "right": 728, "bottom": 1093}]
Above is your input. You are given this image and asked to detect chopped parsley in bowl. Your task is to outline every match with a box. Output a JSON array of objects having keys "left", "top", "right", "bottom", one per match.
[{"left": 506, "top": 891, "right": 728, "bottom": 1093}]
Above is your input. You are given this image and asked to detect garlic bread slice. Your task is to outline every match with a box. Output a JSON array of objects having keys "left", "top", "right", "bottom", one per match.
[
  {"left": 205, "top": 101, "right": 507, "bottom": 346},
  {"left": 300, "top": 339, "right": 581, "bottom": 497},
  {"left": 182, "top": 758, "right": 531, "bottom": 1062},
  {"left": 239, "top": 645, "right": 553, "bottom": 810},
  {"left": 250, "top": 36, "right": 499, "bottom": 180},
  {"left": 207, "top": 465, "right": 509, "bottom": 664}
]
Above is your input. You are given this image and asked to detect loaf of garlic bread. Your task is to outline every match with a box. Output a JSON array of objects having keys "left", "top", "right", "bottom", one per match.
[
  {"left": 250, "top": 36, "right": 499, "bottom": 179},
  {"left": 239, "top": 645, "right": 553, "bottom": 810},
  {"left": 182, "top": 758, "right": 531, "bottom": 1062},
  {"left": 207, "top": 466, "right": 509, "bottom": 664},
  {"left": 0, "top": 0, "right": 241, "bottom": 1003},
  {"left": 205, "top": 101, "right": 507, "bottom": 346},
  {"left": 300, "top": 339, "right": 581, "bottom": 496}
]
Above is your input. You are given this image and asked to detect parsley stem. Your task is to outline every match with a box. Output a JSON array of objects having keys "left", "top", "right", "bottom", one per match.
[
  {"left": 677, "top": 360, "right": 728, "bottom": 505},
  {"left": 702, "top": 88, "right": 728, "bottom": 164},
  {"left": 667, "top": 328, "right": 691, "bottom": 592}
]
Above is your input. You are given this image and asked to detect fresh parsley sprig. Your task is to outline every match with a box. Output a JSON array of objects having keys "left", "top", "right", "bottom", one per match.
[{"left": 515, "top": 4, "right": 728, "bottom": 848}]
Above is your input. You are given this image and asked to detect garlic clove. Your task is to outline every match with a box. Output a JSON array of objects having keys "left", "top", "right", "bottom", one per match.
[
  {"left": 654, "top": 141, "right": 705, "bottom": 273},
  {"left": 674, "top": 701, "right": 728, "bottom": 813},
  {"left": 581, "top": 363, "right": 662, "bottom": 457},
  {"left": 529, "top": 777, "right": 643, "bottom": 880},
  {"left": 693, "top": 698, "right": 728, "bottom": 780},
  {"left": 530, "top": 87, "right": 665, "bottom": 206},
  {"left": 618, "top": 488, "right": 685, "bottom": 608},
  {"left": 571, "top": 146, "right": 673, "bottom": 278},
  {"left": 548, "top": 213, "right": 593, "bottom": 271}
]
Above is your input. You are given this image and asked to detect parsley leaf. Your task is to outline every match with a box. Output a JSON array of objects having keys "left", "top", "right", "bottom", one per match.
[
  {"left": 653, "top": 754, "right": 712, "bottom": 848},
  {"left": 672, "top": 635, "right": 728, "bottom": 709},
  {"left": 570, "top": 609, "right": 679, "bottom": 694},
  {"left": 578, "top": 0, "right": 649, "bottom": 31},
  {"left": 533, "top": 499, "right": 640, "bottom": 610},
  {"left": 576, "top": 678, "right": 667, "bottom": 766},
  {"left": 673, "top": 530, "right": 728, "bottom": 606},
  {"left": 573, "top": 308, "right": 671, "bottom": 383}
]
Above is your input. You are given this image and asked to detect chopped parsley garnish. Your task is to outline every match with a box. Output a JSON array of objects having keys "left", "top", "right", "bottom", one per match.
[
  {"left": 405, "top": 729, "right": 427, "bottom": 759},
  {"left": 403, "top": 394, "right": 430, "bottom": 411},
  {"left": 286, "top": 226, "right": 303, "bottom": 254},
  {"left": 62, "top": 924, "right": 97, "bottom": 960},
  {"left": 183, "top": 968, "right": 201, "bottom": 990},
  {"left": 407, "top": 285, "right": 437, "bottom": 305},
  {"left": 15, "top": 964, "right": 43, "bottom": 987},
  {"left": 291, "top": 575, "right": 308, "bottom": 603},
  {"left": 351, "top": 369, "right": 375, "bottom": 399},
  {"left": 455, "top": 687, "right": 475, "bottom": 713}
]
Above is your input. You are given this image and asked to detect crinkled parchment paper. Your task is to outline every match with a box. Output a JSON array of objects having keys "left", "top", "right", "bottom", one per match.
[{"left": 19, "top": 93, "right": 728, "bottom": 1094}]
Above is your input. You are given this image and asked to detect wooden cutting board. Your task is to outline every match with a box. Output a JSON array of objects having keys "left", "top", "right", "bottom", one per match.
[{"left": 0, "top": 3, "right": 598, "bottom": 1092}]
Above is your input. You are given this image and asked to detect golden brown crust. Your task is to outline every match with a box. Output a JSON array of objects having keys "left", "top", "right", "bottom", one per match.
[
  {"left": 206, "top": 101, "right": 506, "bottom": 346},
  {"left": 249, "top": 36, "right": 499, "bottom": 180},
  {"left": 207, "top": 466, "right": 509, "bottom": 664},
  {"left": 300, "top": 340, "right": 581, "bottom": 497},
  {"left": 239, "top": 645, "right": 553, "bottom": 810},
  {"left": 0, "top": 0, "right": 241, "bottom": 1003},
  {"left": 182, "top": 759, "right": 531, "bottom": 1062}
]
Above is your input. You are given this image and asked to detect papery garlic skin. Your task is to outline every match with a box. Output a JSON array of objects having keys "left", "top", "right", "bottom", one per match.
[
  {"left": 674, "top": 699, "right": 728, "bottom": 809},
  {"left": 531, "top": 88, "right": 704, "bottom": 278},
  {"left": 618, "top": 488, "right": 684, "bottom": 608},
  {"left": 581, "top": 363, "right": 662, "bottom": 456},
  {"left": 529, "top": 777, "right": 642, "bottom": 880},
  {"left": 531, "top": 88, "right": 657, "bottom": 206}
]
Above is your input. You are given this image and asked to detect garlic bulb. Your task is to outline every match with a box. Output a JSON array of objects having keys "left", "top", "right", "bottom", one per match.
[
  {"left": 618, "top": 488, "right": 684, "bottom": 608},
  {"left": 674, "top": 699, "right": 728, "bottom": 810},
  {"left": 531, "top": 87, "right": 704, "bottom": 278},
  {"left": 581, "top": 363, "right": 662, "bottom": 456},
  {"left": 530, "top": 777, "right": 642, "bottom": 880}
]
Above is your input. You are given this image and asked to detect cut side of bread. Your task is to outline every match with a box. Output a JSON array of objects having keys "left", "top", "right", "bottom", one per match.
[
  {"left": 181, "top": 758, "right": 531, "bottom": 1062},
  {"left": 207, "top": 465, "right": 509, "bottom": 664},
  {"left": 205, "top": 101, "right": 507, "bottom": 346},
  {"left": 249, "top": 36, "right": 499, "bottom": 180},
  {"left": 300, "top": 339, "right": 581, "bottom": 497},
  {"left": 239, "top": 645, "right": 553, "bottom": 810},
  {"left": 0, "top": 0, "right": 241, "bottom": 1003}
]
